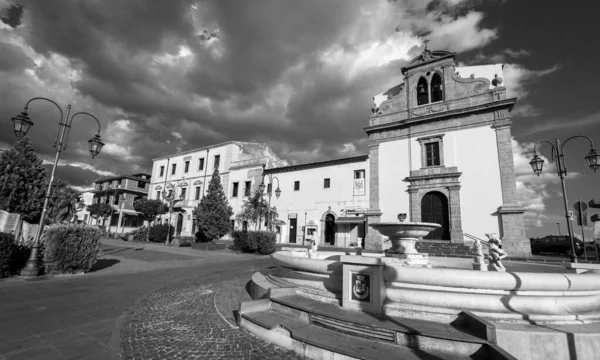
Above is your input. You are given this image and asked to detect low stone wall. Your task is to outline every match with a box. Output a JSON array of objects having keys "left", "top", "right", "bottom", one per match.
[
  {"left": 383, "top": 265, "right": 600, "bottom": 324},
  {"left": 267, "top": 251, "right": 600, "bottom": 325}
]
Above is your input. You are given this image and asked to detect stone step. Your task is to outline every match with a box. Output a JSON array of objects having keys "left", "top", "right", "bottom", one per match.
[
  {"left": 264, "top": 294, "right": 515, "bottom": 359},
  {"left": 241, "top": 309, "right": 473, "bottom": 360}
]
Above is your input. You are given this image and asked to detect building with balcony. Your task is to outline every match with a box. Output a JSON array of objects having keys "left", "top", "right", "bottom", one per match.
[
  {"left": 91, "top": 173, "right": 151, "bottom": 233},
  {"left": 149, "top": 141, "right": 287, "bottom": 237}
]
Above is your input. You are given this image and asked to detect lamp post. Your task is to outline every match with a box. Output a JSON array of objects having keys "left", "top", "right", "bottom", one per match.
[
  {"left": 161, "top": 188, "right": 184, "bottom": 244},
  {"left": 258, "top": 164, "right": 281, "bottom": 232},
  {"left": 11, "top": 97, "right": 104, "bottom": 277},
  {"left": 529, "top": 136, "right": 600, "bottom": 263}
]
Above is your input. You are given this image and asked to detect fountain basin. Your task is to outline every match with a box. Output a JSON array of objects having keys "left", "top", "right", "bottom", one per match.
[
  {"left": 262, "top": 250, "right": 600, "bottom": 325},
  {"left": 370, "top": 221, "right": 441, "bottom": 266}
]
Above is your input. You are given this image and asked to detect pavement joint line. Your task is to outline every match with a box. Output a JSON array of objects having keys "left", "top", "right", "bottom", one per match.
[
  {"left": 69, "top": 324, "right": 110, "bottom": 348},
  {"left": 23, "top": 325, "right": 67, "bottom": 360},
  {"left": 212, "top": 279, "right": 240, "bottom": 329}
]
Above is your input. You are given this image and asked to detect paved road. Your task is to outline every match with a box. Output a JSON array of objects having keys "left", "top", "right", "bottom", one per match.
[{"left": 0, "top": 241, "right": 295, "bottom": 360}]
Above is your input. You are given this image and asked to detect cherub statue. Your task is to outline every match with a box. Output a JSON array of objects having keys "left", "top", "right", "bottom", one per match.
[
  {"left": 472, "top": 237, "right": 487, "bottom": 271},
  {"left": 486, "top": 233, "right": 507, "bottom": 272}
]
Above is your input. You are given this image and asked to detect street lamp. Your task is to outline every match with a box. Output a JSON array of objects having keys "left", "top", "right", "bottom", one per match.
[
  {"left": 259, "top": 164, "right": 281, "bottom": 232},
  {"left": 161, "top": 188, "right": 185, "bottom": 244},
  {"left": 11, "top": 97, "right": 104, "bottom": 277},
  {"left": 529, "top": 136, "right": 600, "bottom": 263}
]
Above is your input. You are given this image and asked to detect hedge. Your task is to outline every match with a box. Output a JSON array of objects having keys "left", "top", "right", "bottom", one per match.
[
  {"left": 233, "top": 230, "right": 276, "bottom": 255},
  {"left": 0, "top": 232, "right": 14, "bottom": 277},
  {"left": 43, "top": 224, "right": 102, "bottom": 274},
  {"left": 148, "top": 223, "right": 174, "bottom": 243},
  {"left": 132, "top": 226, "right": 148, "bottom": 242}
]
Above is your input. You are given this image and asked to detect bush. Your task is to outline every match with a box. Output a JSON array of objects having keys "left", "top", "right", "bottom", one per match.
[
  {"left": 9, "top": 243, "right": 32, "bottom": 274},
  {"left": 233, "top": 230, "right": 255, "bottom": 252},
  {"left": 132, "top": 226, "right": 148, "bottom": 242},
  {"left": 257, "top": 231, "right": 276, "bottom": 255},
  {"left": 148, "top": 224, "right": 174, "bottom": 243},
  {"left": 0, "top": 232, "right": 14, "bottom": 277},
  {"left": 194, "top": 231, "right": 211, "bottom": 243},
  {"left": 233, "top": 230, "right": 276, "bottom": 255},
  {"left": 43, "top": 224, "right": 102, "bottom": 274}
]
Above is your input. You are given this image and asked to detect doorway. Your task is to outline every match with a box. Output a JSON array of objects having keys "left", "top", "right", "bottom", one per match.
[
  {"left": 289, "top": 219, "right": 297, "bottom": 243},
  {"left": 325, "top": 214, "right": 336, "bottom": 245},
  {"left": 176, "top": 213, "right": 183, "bottom": 236},
  {"left": 421, "top": 191, "right": 450, "bottom": 240}
]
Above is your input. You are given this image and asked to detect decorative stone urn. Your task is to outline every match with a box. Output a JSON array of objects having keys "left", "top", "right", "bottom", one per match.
[{"left": 369, "top": 221, "right": 441, "bottom": 267}]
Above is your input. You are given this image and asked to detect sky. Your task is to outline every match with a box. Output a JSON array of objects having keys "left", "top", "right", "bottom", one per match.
[{"left": 0, "top": 0, "right": 598, "bottom": 239}]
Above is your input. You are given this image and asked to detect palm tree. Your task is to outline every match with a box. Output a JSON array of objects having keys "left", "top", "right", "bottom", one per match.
[{"left": 46, "top": 180, "right": 81, "bottom": 224}]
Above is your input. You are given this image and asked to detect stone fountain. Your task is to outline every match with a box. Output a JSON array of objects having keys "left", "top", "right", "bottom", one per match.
[
  {"left": 239, "top": 212, "right": 600, "bottom": 360},
  {"left": 370, "top": 213, "right": 440, "bottom": 267}
]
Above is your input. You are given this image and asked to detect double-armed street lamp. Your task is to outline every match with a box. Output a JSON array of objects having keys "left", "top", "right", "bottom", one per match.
[
  {"left": 529, "top": 135, "right": 600, "bottom": 263},
  {"left": 161, "top": 188, "right": 185, "bottom": 244},
  {"left": 10, "top": 97, "right": 105, "bottom": 276},
  {"left": 258, "top": 164, "right": 281, "bottom": 232}
]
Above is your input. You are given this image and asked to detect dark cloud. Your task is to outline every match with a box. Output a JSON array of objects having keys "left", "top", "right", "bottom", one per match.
[
  {"left": 43, "top": 164, "right": 102, "bottom": 188},
  {"left": 0, "top": 3, "right": 23, "bottom": 28},
  {"left": 0, "top": 0, "right": 500, "bottom": 187}
]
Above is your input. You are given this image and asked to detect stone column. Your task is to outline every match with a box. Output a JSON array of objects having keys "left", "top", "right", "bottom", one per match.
[
  {"left": 493, "top": 117, "right": 531, "bottom": 257},
  {"left": 408, "top": 188, "right": 420, "bottom": 222},
  {"left": 365, "top": 143, "right": 383, "bottom": 250},
  {"left": 447, "top": 185, "right": 464, "bottom": 243}
]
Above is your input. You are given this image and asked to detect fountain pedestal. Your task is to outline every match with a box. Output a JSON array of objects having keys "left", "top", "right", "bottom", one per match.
[
  {"left": 370, "top": 222, "right": 442, "bottom": 267},
  {"left": 385, "top": 238, "right": 430, "bottom": 266}
]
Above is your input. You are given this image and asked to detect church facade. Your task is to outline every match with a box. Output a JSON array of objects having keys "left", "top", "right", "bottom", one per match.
[{"left": 364, "top": 48, "right": 531, "bottom": 257}]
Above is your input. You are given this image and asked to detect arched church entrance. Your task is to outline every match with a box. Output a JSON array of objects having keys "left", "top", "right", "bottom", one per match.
[
  {"left": 421, "top": 191, "right": 450, "bottom": 240},
  {"left": 325, "top": 214, "right": 336, "bottom": 245}
]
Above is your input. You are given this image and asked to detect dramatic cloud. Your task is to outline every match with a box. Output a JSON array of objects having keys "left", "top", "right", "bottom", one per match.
[
  {"left": 503, "top": 63, "right": 561, "bottom": 117},
  {"left": 521, "top": 110, "right": 600, "bottom": 136},
  {"left": 0, "top": 0, "right": 517, "bottom": 188}
]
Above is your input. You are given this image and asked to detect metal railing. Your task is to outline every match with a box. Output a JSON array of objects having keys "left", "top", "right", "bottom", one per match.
[{"left": 463, "top": 233, "right": 489, "bottom": 247}]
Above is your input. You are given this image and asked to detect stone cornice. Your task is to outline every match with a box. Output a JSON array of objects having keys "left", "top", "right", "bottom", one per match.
[
  {"left": 403, "top": 167, "right": 462, "bottom": 183},
  {"left": 364, "top": 98, "right": 517, "bottom": 135}
]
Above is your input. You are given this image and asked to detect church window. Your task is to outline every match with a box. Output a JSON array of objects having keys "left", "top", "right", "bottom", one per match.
[
  {"left": 417, "top": 77, "right": 429, "bottom": 106},
  {"left": 425, "top": 143, "right": 440, "bottom": 166},
  {"left": 417, "top": 135, "right": 445, "bottom": 168},
  {"left": 431, "top": 73, "right": 443, "bottom": 103}
]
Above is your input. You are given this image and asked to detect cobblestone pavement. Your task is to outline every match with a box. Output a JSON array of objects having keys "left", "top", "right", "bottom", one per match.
[{"left": 120, "top": 268, "right": 301, "bottom": 360}]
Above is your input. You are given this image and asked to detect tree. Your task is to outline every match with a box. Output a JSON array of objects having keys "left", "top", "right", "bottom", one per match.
[
  {"left": 133, "top": 198, "right": 168, "bottom": 241},
  {"left": 236, "top": 189, "right": 278, "bottom": 230},
  {"left": 194, "top": 167, "right": 233, "bottom": 241},
  {"left": 46, "top": 179, "right": 81, "bottom": 224},
  {"left": 87, "top": 203, "right": 113, "bottom": 228},
  {"left": 0, "top": 136, "right": 47, "bottom": 222}
]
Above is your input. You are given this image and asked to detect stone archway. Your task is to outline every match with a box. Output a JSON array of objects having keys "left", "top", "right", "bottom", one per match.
[
  {"left": 405, "top": 166, "right": 464, "bottom": 243},
  {"left": 421, "top": 191, "right": 450, "bottom": 240},
  {"left": 324, "top": 214, "right": 336, "bottom": 245},
  {"left": 320, "top": 209, "right": 337, "bottom": 246}
]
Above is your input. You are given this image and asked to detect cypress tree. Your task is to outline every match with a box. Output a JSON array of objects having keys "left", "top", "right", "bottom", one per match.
[
  {"left": 0, "top": 137, "right": 47, "bottom": 222},
  {"left": 194, "top": 166, "right": 233, "bottom": 241}
]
